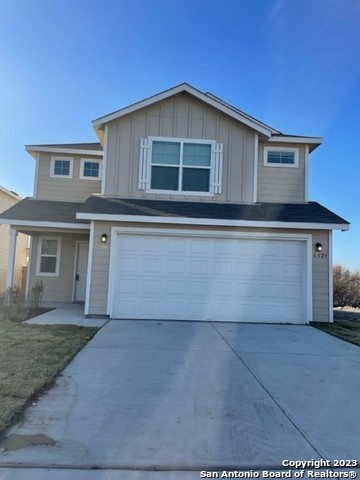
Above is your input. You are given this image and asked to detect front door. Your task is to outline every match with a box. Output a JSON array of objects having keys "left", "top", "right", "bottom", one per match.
[{"left": 75, "top": 242, "right": 89, "bottom": 302}]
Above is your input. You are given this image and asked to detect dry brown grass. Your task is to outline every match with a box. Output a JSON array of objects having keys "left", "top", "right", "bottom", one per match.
[
  {"left": 0, "top": 321, "right": 98, "bottom": 437},
  {"left": 312, "top": 311, "right": 360, "bottom": 346}
]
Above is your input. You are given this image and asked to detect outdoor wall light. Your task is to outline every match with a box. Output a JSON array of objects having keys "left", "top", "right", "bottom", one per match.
[
  {"left": 315, "top": 242, "right": 323, "bottom": 252},
  {"left": 101, "top": 233, "right": 108, "bottom": 243}
]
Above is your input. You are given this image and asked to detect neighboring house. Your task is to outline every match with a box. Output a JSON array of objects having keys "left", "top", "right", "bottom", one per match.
[
  {"left": 0, "top": 84, "right": 349, "bottom": 323},
  {"left": 0, "top": 186, "right": 28, "bottom": 292}
]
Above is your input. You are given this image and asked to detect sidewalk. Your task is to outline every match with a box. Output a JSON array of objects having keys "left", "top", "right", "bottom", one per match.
[{"left": 26, "top": 303, "right": 107, "bottom": 327}]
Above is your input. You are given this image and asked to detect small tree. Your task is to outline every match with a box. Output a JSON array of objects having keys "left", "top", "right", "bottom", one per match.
[{"left": 333, "top": 264, "right": 360, "bottom": 308}]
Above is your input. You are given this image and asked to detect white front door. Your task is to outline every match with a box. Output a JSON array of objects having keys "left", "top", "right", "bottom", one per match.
[{"left": 75, "top": 242, "right": 89, "bottom": 302}]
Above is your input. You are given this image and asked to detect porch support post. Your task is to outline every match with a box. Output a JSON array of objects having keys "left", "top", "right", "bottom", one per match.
[{"left": 6, "top": 227, "right": 18, "bottom": 289}]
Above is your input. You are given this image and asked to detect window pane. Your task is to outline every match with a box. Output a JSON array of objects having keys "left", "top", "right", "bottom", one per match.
[
  {"left": 83, "top": 161, "right": 99, "bottom": 177},
  {"left": 41, "top": 239, "right": 58, "bottom": 255},
  {"left": 54, "top": 160, "right": 70, "bottom": 175},
  {"left": 152, "top": 141, "right": 180, "bottom": 165},
  {"left": 183, "top": 143, "right": 211, "bottom": 166},
  {"left": 151, "top": 166, "right": 179, "bottom": 190},
  {"left": 267, "top": 151, "right": 295, "bottom": 164},
  {"left": 40, "top": 256, "right": 57, "bottom": 273},
  {"left": 182, "top": 168, "right": 210, "bottom": 192}
]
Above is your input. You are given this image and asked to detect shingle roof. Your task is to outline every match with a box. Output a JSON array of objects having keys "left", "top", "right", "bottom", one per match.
[
  {"left": 79, "top": 196, "right": 349, "bottom": 226},
  {"left": 0, "top": 198, "right": 89, "bottom": 224}
]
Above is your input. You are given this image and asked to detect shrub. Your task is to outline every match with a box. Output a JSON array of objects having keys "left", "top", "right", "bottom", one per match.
[
  {"left": 0, "top": 281, "right": 45, "bottom": 322},
  {"left": 333, "top": 264, "right": 360, "bottom": 308}
]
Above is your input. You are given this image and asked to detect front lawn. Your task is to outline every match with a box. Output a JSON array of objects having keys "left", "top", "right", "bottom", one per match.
[
  {"left": 312, "top": 317, "right": 360, "bottom": 346},
  {"left": 0, "top": 321, "right": 98, "bottom": 438}
]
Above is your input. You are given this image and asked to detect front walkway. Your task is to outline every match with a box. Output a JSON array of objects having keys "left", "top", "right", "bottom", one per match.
[{"left": 26, "top": 303, "right": 107, "bottom": 327}]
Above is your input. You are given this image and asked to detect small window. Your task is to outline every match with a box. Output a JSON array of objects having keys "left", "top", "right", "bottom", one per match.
[
  {"left": 80, "top": 159, "right": 101, "bottom": 180},
  {"left": 50, "top": 157, "right": 73, "bottom": 178},
  {"left": 36, "top": 237, "right": 61, "bottom": 276},
  {"left": 264, "top": 147, "right": 299, "bottom": 167}
]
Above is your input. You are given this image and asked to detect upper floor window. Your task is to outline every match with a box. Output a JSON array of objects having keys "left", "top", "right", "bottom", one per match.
[
  {"left": 80, "top": 159, "right": 101, "bottom": 180},
  {"left": 36, "top": 237, "right": 61, "bottom": 276},
  {"left": 139, "top": 137, "right": 223, "bottom": 195},
  {"left": 50, "top": 157, "right": 73, "bottom": 178},
  {"left": 264, "top": 147, "right": 299, "bottom": 168}
]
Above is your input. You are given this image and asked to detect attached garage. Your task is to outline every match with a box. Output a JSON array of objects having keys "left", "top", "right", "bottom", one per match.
[{"left": 108, "top": 228, "right": 311, "bottom": 323}]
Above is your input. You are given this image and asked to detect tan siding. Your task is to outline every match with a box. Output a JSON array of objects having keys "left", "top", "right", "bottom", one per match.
[
  {"left": 104, "top": 93, "right": 255, "bottom": 204},
  {"left": 36, "top": 153, "right": 102, "bottom": 202},
  {"left": 88, "top": 222, "right": 331, "bottom": 322},
  {"left": 88, "top": 222, "right": 112, "bottom": 314},
  {"left": 257, "top": 143, "right": 305, "bottom": 203},
  {"left": 0, "top": 191, "right": 28, "bottom": 292},
  {"left": 312, "top": 230, "right": 330, "bottom": 322},
  {"left": 28, "top": 233, "right": 88, "bottom": 303}
]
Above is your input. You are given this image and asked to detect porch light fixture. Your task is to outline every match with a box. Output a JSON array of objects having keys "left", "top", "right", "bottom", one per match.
[
  {"left": 101, "top": 233, "right": 108, "bottom": 243},
  {"left": 315, "top": 242, "right": 323, "bottom": 252}
]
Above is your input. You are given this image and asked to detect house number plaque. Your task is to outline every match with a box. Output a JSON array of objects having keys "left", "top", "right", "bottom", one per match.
[{"left": 313, "top": 252, "right": 328, "bottom": 259}]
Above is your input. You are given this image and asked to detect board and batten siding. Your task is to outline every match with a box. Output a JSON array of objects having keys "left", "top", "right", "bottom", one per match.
[
  {"left": 88, "top": 222, "right": 331, "bottom": 322},
  {"left": 257, "top": 143, "right": 306, "bottom": 203},
  {"left": 104, "top": 93, "right": 256, "bottom": 203},
  {"left": 28, "top": 233, "right": 89, "bottom": 303},
  {"left": 35, "top": 153, "right": 102, "bottom": 202}
]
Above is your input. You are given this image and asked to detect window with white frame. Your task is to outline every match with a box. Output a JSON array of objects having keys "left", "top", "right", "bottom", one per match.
[
  {"left": 139, "top": 137, "right": 223, "bottom": 194},
  {"left": 80, "top": 159, "right": 101, "bottom": 180},
  {"left": 264, "top": 147, "right": 299, "bottom": 167},
  {"left": 50, "top": 157, "right": 73, "bottom": 177},
  {"left": 36, "top": 237, "right": 61, "bottom": 276}
]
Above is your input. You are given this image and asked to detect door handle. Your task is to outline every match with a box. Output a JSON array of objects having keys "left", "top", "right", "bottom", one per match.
[{"left": 76, "top": 273, "right": 79, "bottom": 281}]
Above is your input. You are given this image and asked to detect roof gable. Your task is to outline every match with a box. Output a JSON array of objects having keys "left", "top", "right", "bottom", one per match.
[{"left": 92, "top": 83, "right": 275, "bottom": 138}]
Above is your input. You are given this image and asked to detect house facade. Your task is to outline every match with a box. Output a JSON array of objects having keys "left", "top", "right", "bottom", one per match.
[
  {"left": 0, "top": 186, "right": 28, "bottom": 292},
  {"left": 0, "top": 84, "right": 349, "bottom": 323}
]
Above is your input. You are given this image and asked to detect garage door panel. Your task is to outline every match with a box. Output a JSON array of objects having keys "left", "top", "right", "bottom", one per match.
[{"left": 111, "top": 234, "right": 306, "bottom": 323}]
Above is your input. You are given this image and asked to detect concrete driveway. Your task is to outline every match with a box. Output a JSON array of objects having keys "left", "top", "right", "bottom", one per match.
[{"left": 0, "top": 320, "right": 360, "bottom": 479}]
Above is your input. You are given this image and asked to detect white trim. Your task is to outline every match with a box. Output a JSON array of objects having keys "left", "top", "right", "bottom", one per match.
[
  {"left": 253, "top": 133, "right": 258, "bottom": 203},
  {"left": 50, "top": 157, "right": 74, "bottom": 178},
  {"left": 25, "top": 236, "right": 33, "bottom": 297},
  {"left": 264, "top": 146, "right": 299, "bottom": 168},
  {"left": 107, "top": 227, "right": 312, "bottom": 323},
  {"left": 26, "top": 146, "right": 103, "bottom": 157},
  {"left": 269, "top": 135, "right": 322, "bottom": 146},
  {"left": 0, "top": 219, "right": 90, "bottom": 230},
  {"left": 84, "top": 222, "right": 95, "bottom": 315},
  {"left": 80, "top": 158, "right": 102, "bottom": 180},
  {"left": 6, "top": 228, "right": 18, "bottom": 289},
  {"left": 75, "top": 212, "right": 349, "bottom": 231},
  {"left": 33, "top": 152, "right": 39, "bottom": 197},
  {"left": 329, "top": 230, "right": 333, "bottom": 323},
  {"left": 93, "top": 84, "right": 273, "bottom": 137},
  {"left": 304, "top": 145, "right": 309, "bottom": 202},
  {"left": 35, "top": 236, "right": 62, "bottom": 277},
  {"left": 101, "top": 125, "right": 108, "bottom": 195},
  {"left": 142, "top": 136, "right": 219, "bottom": 195}
]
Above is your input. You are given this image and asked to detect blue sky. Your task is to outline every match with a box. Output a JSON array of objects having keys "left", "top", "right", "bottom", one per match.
[{"left": 0, "top": 0, "right": 359, "bottom": 268}]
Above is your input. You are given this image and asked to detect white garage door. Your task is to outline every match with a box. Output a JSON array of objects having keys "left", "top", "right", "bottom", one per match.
[{"left": 110, "top": 232, "right": 307, "bottom": 323}]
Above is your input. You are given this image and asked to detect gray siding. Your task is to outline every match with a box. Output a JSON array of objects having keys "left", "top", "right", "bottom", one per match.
[
  {"left": 88, "top": 222, "right": 330, "bottom": 322},
  {"left": 104, "top": 93, "right": 256, "bottom": 203},
  {"left": 28, "top": 233, "right": 89, "bottom": 303},
  {"left": 257, "top": 143, "right": 306, "bottom": 203},
  {"left": 36, "top": 153, "right": 102, "bottom": 202}
]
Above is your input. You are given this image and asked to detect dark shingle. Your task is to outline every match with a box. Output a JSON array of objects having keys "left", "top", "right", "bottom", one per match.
[
  {"left": 27, "top": 143, "right": 102, "bottom": 151},
  {"left": 79, "top": 196, "right": 349, "bottom": 226},
  {"left": 0, "top": 198, "right": 89, "bottom": 224}
]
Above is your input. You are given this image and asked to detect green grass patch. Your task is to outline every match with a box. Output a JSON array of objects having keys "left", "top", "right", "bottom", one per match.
[
  {"left": 312, "top": 319, "right": 360, "bottom": 346},
  {"left": 0, "top": 322, "right": 98, "bottom": 437}
]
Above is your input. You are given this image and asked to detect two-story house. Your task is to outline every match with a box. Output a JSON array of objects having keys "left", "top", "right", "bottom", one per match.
[{"left": 0, "top": 84, "right": 349, "bottom": 323}]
